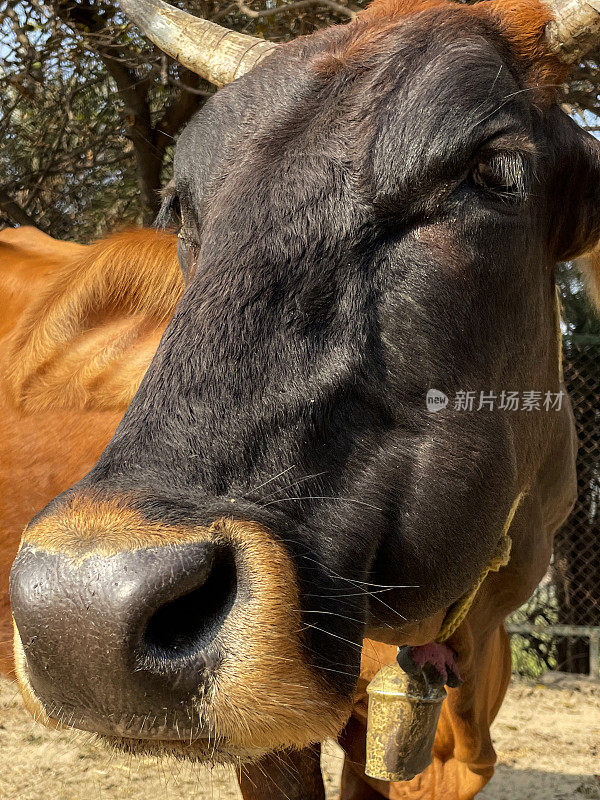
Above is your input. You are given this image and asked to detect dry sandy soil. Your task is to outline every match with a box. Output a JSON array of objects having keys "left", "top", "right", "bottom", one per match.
[{"left": 0, "top": 674, "right": 598, "bottom": 800}]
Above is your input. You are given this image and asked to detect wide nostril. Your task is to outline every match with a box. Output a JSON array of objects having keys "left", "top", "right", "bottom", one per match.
[
  {"left": 143, "top": 547, "right": 238, "bottom": 663},
  {"left": 10, "top": 538, "right": 243, "bottom": 738}
]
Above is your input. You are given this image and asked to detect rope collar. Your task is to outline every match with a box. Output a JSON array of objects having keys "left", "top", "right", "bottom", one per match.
[{"left": 436, "top": 492, "right": 523, "bottom": 642}]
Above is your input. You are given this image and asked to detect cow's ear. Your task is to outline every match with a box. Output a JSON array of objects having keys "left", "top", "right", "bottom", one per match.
[
  {"left": 155, "top": 180, "right": 180, "bottom": 231},
  {"left": 548, "top": 108, "right": 600, "bottom": 269}
]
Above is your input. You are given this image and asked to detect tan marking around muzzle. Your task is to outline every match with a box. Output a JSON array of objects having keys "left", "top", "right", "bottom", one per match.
[{"left": 14, "top": 496, "right": 353, "bottom": 754}]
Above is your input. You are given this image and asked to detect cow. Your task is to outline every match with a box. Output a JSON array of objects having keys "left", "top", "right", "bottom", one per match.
[{"left": 7, "top": 0, "right": 600, "bottom": 798}]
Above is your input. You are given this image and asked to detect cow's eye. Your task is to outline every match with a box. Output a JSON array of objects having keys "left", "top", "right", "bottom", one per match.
[{"left": 469, "top": 153, "right": 528, "bottom": 202}]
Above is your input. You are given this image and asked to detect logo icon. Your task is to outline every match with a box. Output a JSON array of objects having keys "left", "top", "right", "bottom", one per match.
[{"left": 426, "top": 389, "right": 449, "bottom": 413}]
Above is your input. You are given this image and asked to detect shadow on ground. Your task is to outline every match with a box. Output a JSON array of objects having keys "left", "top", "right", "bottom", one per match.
[{"left": 479, "top": 766, "right": 600, "bottom": 800}]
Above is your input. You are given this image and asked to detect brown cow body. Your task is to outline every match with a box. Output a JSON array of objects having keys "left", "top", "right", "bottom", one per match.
[
  {"left": 1, "top": 225, "right": 590, "bottom": 798},
  {"left": 0, "top": 227, "right": 181, "bottom": 675}
]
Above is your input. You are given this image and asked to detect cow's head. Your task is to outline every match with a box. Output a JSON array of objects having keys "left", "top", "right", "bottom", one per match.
[{"left": 9, "top": 0, "right": 600, "bottom": 763}]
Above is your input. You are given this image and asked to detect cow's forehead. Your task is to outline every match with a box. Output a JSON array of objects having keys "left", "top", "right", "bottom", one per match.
[
  {"left": 271, "top": 23, "right": 528, "bottom": 134},
  {"left": 356, "top": 0, "right": 564, "bottom": 93},
  {"left": 184, "top": 5, "right": 552, "bottom": 173},
  {"left": 177, "top": 17, "right": 538, "bottom": 226},
  {"left": 216, "top": 0, "right": 562, "bottom": 113}
]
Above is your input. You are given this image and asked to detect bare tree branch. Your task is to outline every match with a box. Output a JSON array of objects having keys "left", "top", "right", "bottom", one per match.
[
  {"left": 235, "top": 0, "right": 356, "bottom": 19},
  {"left": 0, "top": 191, "right": 42, "bottom": 228}
]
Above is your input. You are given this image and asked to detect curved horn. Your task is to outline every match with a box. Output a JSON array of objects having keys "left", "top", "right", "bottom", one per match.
[
  {"left": 546, "top": 0, "right": 600, "bottom": 62},
  {"left": 119, "top": 0, "right": 278, "bottom": 87}
]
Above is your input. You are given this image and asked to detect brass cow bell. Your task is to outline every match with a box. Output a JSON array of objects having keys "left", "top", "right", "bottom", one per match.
[{"left": 365, "top": 659, "right": 446, "bottom": 782}]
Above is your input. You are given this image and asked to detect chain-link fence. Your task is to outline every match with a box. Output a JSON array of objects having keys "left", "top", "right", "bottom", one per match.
[{"left": 507, "top": 337, "right": 600, "bottom": 679}]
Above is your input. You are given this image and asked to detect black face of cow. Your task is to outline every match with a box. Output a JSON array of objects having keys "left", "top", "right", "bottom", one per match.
[{"left": 10, "top": 4, "right": 600, "bottom": 760}]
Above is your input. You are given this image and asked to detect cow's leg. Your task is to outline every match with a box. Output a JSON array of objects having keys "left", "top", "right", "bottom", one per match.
[
  {"left": 238, "top": 743, "right": 326, "bottom": 800},
  {"left": 339, "top": 624, "right": 512, "bottom": 800}
]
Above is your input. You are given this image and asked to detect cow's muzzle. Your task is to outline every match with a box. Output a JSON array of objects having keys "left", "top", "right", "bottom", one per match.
[
  {"left": 11, "top": 540, "right": 235, "bottom": 740},
  {"left": 9, "top": 504, "right": 351, "bottom": 758}
]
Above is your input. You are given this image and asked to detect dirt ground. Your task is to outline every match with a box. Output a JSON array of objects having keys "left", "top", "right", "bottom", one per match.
[{"left": 0, "top": 675, "right": 598, "bottom": 800}]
